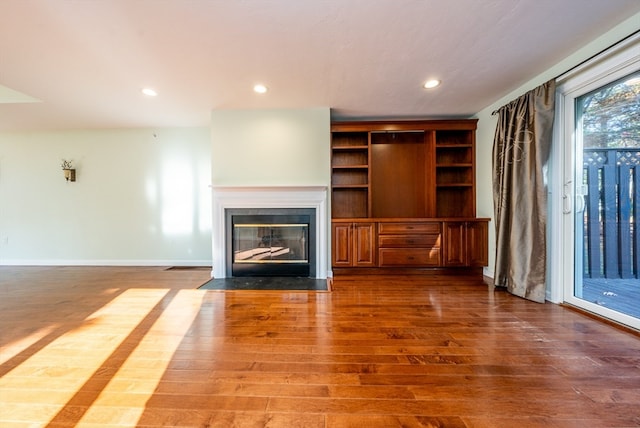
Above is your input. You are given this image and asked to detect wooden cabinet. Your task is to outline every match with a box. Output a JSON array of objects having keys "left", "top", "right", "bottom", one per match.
[
  {"left": 332, "top": 219, "right": 488, "bottom": 270},
  {"left": 378, "top": 222, "right": 441, "bottom": 267},
  {"left": 330, "top": 119, "right": 488, "bottom": 276},
  {"left": 332, "top": 222, "right": 376, "bottom": 267},
  {"left": 443, "top": 221, "right": 488, "bottom": 267}
]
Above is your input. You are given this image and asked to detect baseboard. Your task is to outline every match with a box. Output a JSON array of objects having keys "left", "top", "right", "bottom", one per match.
[
  {"left": 0, "top": 259, "right": 212, "bottom": 267},
  {"left": 483, "top": 266, "right": 495, "bottom": 279}
]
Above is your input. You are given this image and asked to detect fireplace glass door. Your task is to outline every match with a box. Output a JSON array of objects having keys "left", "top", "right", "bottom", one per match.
[{"left": 231, "top": 216, "right": 310, "bottom": 276}]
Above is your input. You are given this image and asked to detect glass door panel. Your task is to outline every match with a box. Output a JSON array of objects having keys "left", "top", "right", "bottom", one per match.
[{"left": 574, "top": 71, "right": 640, "bottom": 325}]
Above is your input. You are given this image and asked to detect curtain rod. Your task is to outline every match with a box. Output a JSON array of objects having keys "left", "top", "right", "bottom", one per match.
[
  {"left": 491, "top": 29, "right": 640, "bottom": 116},
  {"left": 553, "top": 28, "right": 639, "bottom": 81}
]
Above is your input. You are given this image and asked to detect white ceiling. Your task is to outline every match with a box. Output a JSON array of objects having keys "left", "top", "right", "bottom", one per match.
[{"left": 1, "top": 0, "right": 639, "bottom": 131}]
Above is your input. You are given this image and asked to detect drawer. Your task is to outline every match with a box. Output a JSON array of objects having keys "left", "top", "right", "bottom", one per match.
[
  {"left": 378, "top": 234, "right": 441, "bottom": 248},
  {"left": 378, "top": 222, "right": 441, "bottom": 235},
  {"left": 378, "top": 248, "right": 441, "bottom": 266}
]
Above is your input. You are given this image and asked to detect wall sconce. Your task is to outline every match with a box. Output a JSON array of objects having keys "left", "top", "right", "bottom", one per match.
[{"left": 61, "top": 159, "right": 76, "bottom": 182}]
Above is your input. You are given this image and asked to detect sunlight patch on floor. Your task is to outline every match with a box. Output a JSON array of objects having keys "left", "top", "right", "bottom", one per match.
[
  {"left": 0, "top": 324, "right": 59, "bottom": 365},
  {"left": 0, "top": 288, "right": 169, "bottom": 425},
  {"left": 77, "top": 289, "right": 205, "bottom": 426}
]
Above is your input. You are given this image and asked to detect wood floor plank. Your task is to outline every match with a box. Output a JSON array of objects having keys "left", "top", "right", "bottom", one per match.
[{"left": 1, "top": 266, "right": 640, "bottom": 427}]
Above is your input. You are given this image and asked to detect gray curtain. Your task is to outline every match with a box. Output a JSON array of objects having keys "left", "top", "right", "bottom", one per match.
[{"left": 492, "top": 79, "right": 556, "bottom": 303}]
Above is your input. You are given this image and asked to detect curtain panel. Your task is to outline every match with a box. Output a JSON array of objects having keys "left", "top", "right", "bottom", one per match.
[{"left": 492, "top": 79, "right": 556, "bottom": 303}]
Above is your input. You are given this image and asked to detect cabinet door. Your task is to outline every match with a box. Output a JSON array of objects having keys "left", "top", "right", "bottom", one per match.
[
  {"left": 467, "top": 221, "right": 488, "bottom": 267},
  {"left": 332, "top": 223, "right": 353, "bottom": 267},
  {"left": 353, "top": 223, "right": 376, "bottom": 267},
  {"left": 443, "top": 221, "right": 466, "bottom": 266},
  {"left": 332, "top": 222, "right": 376, "bottom": 267}
]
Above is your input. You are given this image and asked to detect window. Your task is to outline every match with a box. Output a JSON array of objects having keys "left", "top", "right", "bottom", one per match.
[{"left": 578, "top": 72, "right": 640, "bottom": 149}]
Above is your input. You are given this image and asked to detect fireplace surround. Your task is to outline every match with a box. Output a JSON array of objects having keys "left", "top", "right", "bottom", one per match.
[{"left": 211, "top": 186, "right": 328, "bottom": 279}]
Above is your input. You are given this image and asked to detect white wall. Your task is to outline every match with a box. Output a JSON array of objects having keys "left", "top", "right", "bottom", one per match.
[
  {"left": 474, "top": 12, "right": 640, "bottom": 279},
  {"left": 0, "top": 127, "right": 212, "bottom": 265},
  {"left": 211, "top": 108, "right": 331, "bottom": 186}
]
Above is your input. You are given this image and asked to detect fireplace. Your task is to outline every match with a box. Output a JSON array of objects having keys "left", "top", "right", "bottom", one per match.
[
  {"left": 226, "top": 209, "right": 316, "bottom": 277},
  {"left": 211, "top": 186, "right": 328, "bottom": 279}
]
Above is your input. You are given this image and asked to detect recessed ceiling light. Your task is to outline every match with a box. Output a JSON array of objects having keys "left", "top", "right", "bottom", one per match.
[
  {"left": 254, "top": 84, "right": 268, "bottom": 94},
  {"left": 142, "top": 88, "right": 158, "bottom": 97},
  {"left": 423, "top": 79, "right": 441, "bottom": 89}
]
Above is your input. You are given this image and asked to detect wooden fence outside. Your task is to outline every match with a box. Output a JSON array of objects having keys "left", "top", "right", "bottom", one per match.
[{"left": 583, "top": 148, "right": 640, "bottom": 279}]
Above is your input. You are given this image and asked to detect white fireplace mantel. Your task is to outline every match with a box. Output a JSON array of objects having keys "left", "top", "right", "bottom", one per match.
[{"left": 211, "top": 186, "right": 329, "bottom": 279}]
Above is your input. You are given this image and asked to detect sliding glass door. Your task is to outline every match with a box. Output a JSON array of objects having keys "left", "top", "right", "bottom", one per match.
[
  {"left": 573, "top": 72, "right": 640, "bottom": 326},
  {"left": 557, "top": 40, "right": 640, "bottom": 329}
]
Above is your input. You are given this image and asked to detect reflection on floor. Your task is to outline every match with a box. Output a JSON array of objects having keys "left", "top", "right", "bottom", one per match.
[{"left": 199, "top": 276, "right": 329, "bottom": 291}]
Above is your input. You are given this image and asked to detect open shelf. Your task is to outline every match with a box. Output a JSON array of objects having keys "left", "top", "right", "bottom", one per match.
[
  {"left": 332, "top": 187, "right": 369, "bottom": 218},
  {"left": 436, "top": 187, "right": 474, "bottom": 218},
  {"left": 436, "top": 147, "right": 473, "bottom": 164},
  {"left": 436, "top": 130, "right": 472, "bottom": 145},
  {"left": 332, "top": 131, "right": 368, "bottom": 148},
  {"left": 332, "top": 151, "right": 368, "bottom": 167},
  {"left": 436, "top": 166, "right": 473, "bottom": 186}
]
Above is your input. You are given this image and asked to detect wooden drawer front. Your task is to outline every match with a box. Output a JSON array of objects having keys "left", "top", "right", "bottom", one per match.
[
  {"left": 378, "top": 248, "right": 440, "bottom": 266},
  {"left": 378, "top": 222, "right": 440, "bottom": 235},
  {"left": 378, "top": 234, "right": 440, "bottom": 248}
]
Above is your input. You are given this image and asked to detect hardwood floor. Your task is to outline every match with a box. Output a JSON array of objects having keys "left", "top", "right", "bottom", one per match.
[{"left": 1, "top": 266, "right": 639, "bottom": 427}]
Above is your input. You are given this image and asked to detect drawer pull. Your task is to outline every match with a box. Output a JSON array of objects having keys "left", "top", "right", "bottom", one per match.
[
  {"left": 407, "top": 256, "right": 415, "bottom": 260},
  {"left": 407, "top": 240, "right": 415, "bottom": 244}
]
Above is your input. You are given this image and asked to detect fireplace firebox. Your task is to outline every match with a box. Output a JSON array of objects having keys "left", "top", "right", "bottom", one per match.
[{"left": 226, "top": 209, "right": 316, "bottom": 277}]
